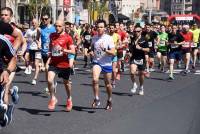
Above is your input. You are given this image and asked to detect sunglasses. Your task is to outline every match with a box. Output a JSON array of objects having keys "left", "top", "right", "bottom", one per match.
[{"left": 42, "top": 18, "right": 48, "bottom": 21}]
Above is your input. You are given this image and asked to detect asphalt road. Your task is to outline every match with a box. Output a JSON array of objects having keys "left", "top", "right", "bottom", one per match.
[{"left": 0, "top": 60, "right": 200, "bottom": 134}]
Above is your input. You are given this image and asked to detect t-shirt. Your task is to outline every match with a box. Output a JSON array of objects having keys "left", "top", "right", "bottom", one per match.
[
  {"left": 0, "top": 35, "right": 15, "bottom": 71},
  {"left": 111, "top": 33, "right": 120, "bottom": 54},
  {"left": 129, "top": 36, "right": 149, "bottom": 60},
  {"left": 190, "top": 29, "right": 200, "bottom": 45},
  {"left": 25, "top": 28, "right": 39, "bottom": 50},
  {"left": 180, "top": 31, "right": 193, "bottom": 48},
  {"left": 92, "top": 34, "right": 115, "bottom": 67},
  {"left": 82, "top": 31, "right": 92, "bottom": 47},
  {"left": 158, "top": 32, "right": 168, "bottom": 52},
  {"left": 168, "top": 32, "right": 184, "bottom": 51},
  {"left": 143, "top": 31, "right": 158, "bottom": 52},
  {"left": 49, "top": 32, "right": 73, "bottom": 68},
  {"left": 41, "top": 25, "right": 56, "bottom": 54}
]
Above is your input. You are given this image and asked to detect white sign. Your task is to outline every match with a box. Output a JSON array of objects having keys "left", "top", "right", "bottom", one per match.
[{"left": 175, "top": 16, "right": 193, "bottom": 21}]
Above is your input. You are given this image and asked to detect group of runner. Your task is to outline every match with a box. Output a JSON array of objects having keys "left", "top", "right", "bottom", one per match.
[{"left": 0, "top": 7, "right": 200, "bottom": 128}]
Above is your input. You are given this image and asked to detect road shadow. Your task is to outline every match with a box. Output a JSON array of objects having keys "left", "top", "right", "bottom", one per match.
[
  {"left": 80, "top": 83, "right": 105, "bottom": 87},
  {"left": 58, "top": 105, "right": 100, "bottom": 113},
  {"left": 18, "top": 107, "right": 60, "bottom": 116},
  {"left": 101, "top": 90, "right": 133, "bottom": 97},
  {"left": 19, "top": 91, "right": 48, "bottom": 98},
  {"left": 148, "top": 77, "right": 171, "bottom": 82},
  {"left": 12, "top": 81, "right": 30, "bottom": 84}
]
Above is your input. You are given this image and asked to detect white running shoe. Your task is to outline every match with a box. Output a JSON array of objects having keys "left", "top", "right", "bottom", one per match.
[
  {"left": 130, "top": 83, "right": 137, "bottom": 94},
  {"left": 24, "top": 68, "right": 28, "bottom": 74},
  {"left": 31, "top": 79, "right": 37, "bottom": 85},
  {"left": 138, "top": 87, "right": 144, "bottom": 96}
]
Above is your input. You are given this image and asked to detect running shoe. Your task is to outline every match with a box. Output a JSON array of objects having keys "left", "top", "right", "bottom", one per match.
[
  {"left": 168, "top": 74, "right": 175, "bottom": 80},
  {"left": 91, "top": 99, "right": 100, "bottom": 108},
  {"left": 184, "top": 69, "right": 190, "bottom": 74},
  {"left": 6, "top": 104, "right": 14, "bottom": 125},
  {"left": 24, "top": 68, "right": 28, "bottom": 74},
  {"left": 48, "top": 98, "right": 58, "bottom": 110},
  {"left": 44, "top": 87, "right": 50, "bottom": 95},
  {"left": 66, "top": 99, "right": 73, "bottom": 112},
  {"left": 130, "top": 83, "right": 137, "bottom": 94},
  {"left": 138, "top": 87, "right": 144, "bottom": 96},
  {"left": 105, "top": 100, "right": 112, "bottom": 110},
  {"left": 0, "top": 104, "right": 8, "bottom": 127},
  {"left": 31, "top": 79, "right": 37, "bottom": 85},
  {"left": 11, "top": 86, "right": 19, "bottom": 104}
]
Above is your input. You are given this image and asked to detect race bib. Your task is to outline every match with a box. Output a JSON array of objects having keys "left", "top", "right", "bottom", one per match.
[
  {"left": 159, "top": 40, "right": 165, "bottom": 46},
  {"left": 52, "top": 46, "right": 63, "bottom": 57},
  {"left": 182, "top": 42, "right": 190, "bottom": 48},
  {"left": 85, "top": 35, "right": 91, "bottom": 41},
  {"left": 29, "top": 42, "right": 38, "bottom": 50},
  {"left": 133, "top": 59, "right": 143, "bottom": 65},
  {"left": 171, "top": 43, "right": 178, "bottom": 49},
  {"left": 43, "top": 42, "right": 49, "bottom": 50},
  {"left": 148, "top": 42, "right": 153, "bottom": 47}
]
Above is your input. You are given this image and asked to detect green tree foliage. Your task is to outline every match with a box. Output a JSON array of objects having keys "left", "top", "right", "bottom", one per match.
[{"left": 27, "top": 0, "right": 50, "bottom": 21}]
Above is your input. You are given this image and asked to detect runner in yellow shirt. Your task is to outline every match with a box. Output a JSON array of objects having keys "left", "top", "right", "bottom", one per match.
[
  {"left": 109, "top": 24, "right": 121, "bottom": 88},
  {"left": 190, "top": 23, "right": 200, "bottom": 71}
]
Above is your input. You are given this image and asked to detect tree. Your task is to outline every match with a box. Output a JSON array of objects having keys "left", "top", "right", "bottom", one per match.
[{"left": 27, "top": 0, "right": 50, "bottom": 22}]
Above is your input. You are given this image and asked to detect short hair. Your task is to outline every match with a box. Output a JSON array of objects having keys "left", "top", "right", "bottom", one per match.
[
  {"left": 42, "top": 13, "right": 50, "bottom": 18},
  {"left": 1, "top": 7, "right": 13, "bottom": 16},
  {"left": 65, "top": 21, "right": 71, "bottom": 25},
  {"left": 109, "top": 23, "right": 115, "bottom": 27},
  {"left": 96, "top": 19, "right": 107, "bottom": 27}
]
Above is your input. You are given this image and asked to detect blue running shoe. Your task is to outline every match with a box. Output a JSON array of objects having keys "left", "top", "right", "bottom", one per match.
[
  {"left": 6, "top": 104, "right": 14, "bottom": 125},
  {"left": 11, "top": 86, "right": 19, "bottom": 104}
]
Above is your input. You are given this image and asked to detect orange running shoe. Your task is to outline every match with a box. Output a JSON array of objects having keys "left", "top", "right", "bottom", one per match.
[
  {"left": 48, "top": 98, "right": 58, "bottom": 110},
  {"left": 66, "top": 99, "right": 73, "bottom": 112}
]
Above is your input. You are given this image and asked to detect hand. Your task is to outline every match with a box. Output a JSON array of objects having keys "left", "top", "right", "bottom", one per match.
[
  {"left": 0, "top": 71, "right": 9, "bottom": 85},
  {"left": 136, "top": 44, "right": 142, "bottom": 50}
]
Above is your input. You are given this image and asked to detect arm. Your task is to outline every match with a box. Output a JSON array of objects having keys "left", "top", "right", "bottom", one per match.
[{"left": 11, "top": 28, "right": 23, "bottom": 51}]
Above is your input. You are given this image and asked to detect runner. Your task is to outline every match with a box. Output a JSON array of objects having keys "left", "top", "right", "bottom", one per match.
[
  {"left": 168, "top": 25, "right": 184, "bottom": 79},
  {"left": 180, "top": 25, "right": 193, "bottom": 74},
  {"left": 47, "top": 20, "right": 75, "bottom": 112},
  {"left": 157, "top": 25, "right": 168, "bottom": 72},
  {"left": 81, "top": 24, "right": 92, "bottom": 68},
  {"left": 90, "top": 20, "right": 115, "bottom": 110},
  {"left": 40, "top": 14, "right": 56, "bottom": 93},
  {"left": 1, "top": 7, "right": 24, "bottom": 105},
  {"left": 24, "top": 18, "right": 41, "bottom": 85},
  {"left": 129, "top": 25, "right": 149, "bottom": 95},
  {"left": 190, "top": 23, "right": 200, "bottom": 72},
  {"left": 108, "top": 23, "right": 120, "bottom": 88},
  {"left": 143, "top": 23, "right": 159, "bottom": 76}
]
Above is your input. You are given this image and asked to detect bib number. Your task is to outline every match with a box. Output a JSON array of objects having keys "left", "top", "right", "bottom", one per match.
[
  {"left": 182, "top": 42, "right": 190, "bottom": 48},
  {"left": 29, "top": 42, "right": 38, "bottom": 50},
  {"left": 148, "top": 42, "right": 152, "bottom": 47},
  {"left": 133, "top": 59, "right": 143, "bottom": 65},
  {"left": 159, "top": 40, "right": 165, "bottom": 46},
  {"left": 52, "top": 46, "right": 63, "bottom": 57}
]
